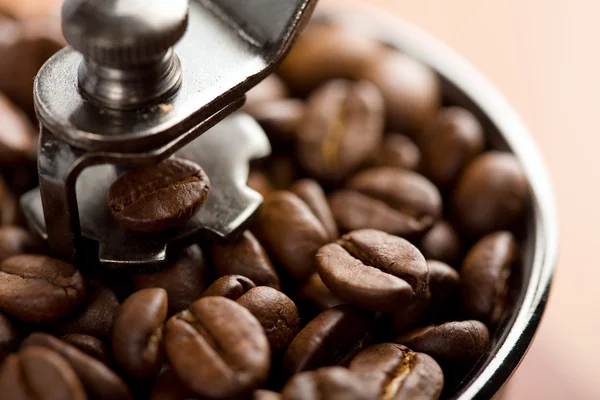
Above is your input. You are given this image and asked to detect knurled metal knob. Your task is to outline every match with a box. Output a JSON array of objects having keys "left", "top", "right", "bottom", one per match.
[{"left": 61, "top": 0, "right": 189, "bottom": 109}]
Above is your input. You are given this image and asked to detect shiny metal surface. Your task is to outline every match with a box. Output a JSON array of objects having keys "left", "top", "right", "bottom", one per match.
[{"left": 317, "top": 5, "right": 558, "bottom": 400}]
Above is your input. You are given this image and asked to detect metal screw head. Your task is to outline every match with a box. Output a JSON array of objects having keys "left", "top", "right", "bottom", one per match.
[{"left": 61, "top": 0, "right": 189, "bottom": 66}]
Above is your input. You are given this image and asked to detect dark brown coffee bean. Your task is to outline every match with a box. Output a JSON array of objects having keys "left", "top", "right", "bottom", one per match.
[
  {"left": 392, "top": 291, "right": 431, "bottom": 335},
  {"left": 61, "top": 334, "right": 112, "bottom": 366},
  {"left": 278, "top": 23, "right": 381, "bottom": 95},
  {"left": 0, "top": 93, "right": 35, "bottom": 166},
  {"left": 149, "top": 368, "right": 194, "bottom": 400},
  {"left": 419, "top": 221, "right": 462, "bottom": 266},
  {"left": 317, "top": 229, "right": 428, "bottom": 312},
  {"left": 212, "top": 231, "right": 280, "bottom": 289},
  {"left": 290, "top": 179, "right": 339, "bottom": 240},
  {"left": 420, "top": 107, "right": 485, "bottom": 190},
  {"left": 0, "top": 255, "right": 86, "bottom": 324},
  {"left": 248, "top": 170, "right": 274, "bottom": 199},
  {"left": 359, "top": 49, "right": 441, "bottom": 135},
  {"left": 56, "top": 286, "right": 119, "bottom": 338},
  {"left": 281, "top": 366, "right": 370, "bottom": 400},
  {"left": 244, "top": 74, "right": 289, "bottom": 110},
  {"left": 237, "top": 286, "right": 300, "bottom": 356},
  {"left": 253, "top": 389, "right": 282, "bottom": 400},
  {"left": 107, "top": 158, "right": 211, "bottom": 232},
  {"left": 375, "top": 133, "right": 421, "bottom": 171},
  {"left": 267, "top": 155, "right": 298, "bottom": 190},
  {"left": 202, "top": 274, "right": 256, "bottom": 300},
  {"left": 23, "top": 333, "right": 132, "bottom": 400},
  {"left": 396, "top": 320, "right": 489, "bottom": 365},
  {"left": 165, "top": 296, "right": 270, "bottom": 399},
  {"left": 452, "top": 152, "right": 528, "bottom": 237},
  {"left": 296, "top": 272, "right": 345, "bottom": 317},
  {"left": 0, "top": 185, "right": 23, "bottom": 227},
  {"left": 0, "top": 346, "right": 85, "bottom": 400},
  {"left": 349, "top": 343, "right": 444, "bottom": 400},
  {"left": 112, "top": 288, "right": 167, "bottom": 379},
  {"left": 133, "top": 244, "right": 208, "bottom": 314},
  {"left": 256, "top": 191, "right": 330, "bottom": 281},
  {"left": 0, "top": 226, "right": 42, "bottom": 262},
  {"left": 248, "top": 99, "right": 305, "bottom": 142},
  {"left": 330, "top": 167, "right": 442, "bottom": 238},
  {"left": 426, "top": 260, "right": 460, "bottom": 323},
  {"left": 296, "top": 79, "right": 384, "bottom": 183},
  {"left": 0, "top": 313, "right": 18, "bottom": 362},
  {"left": 461, "top": 232, "right": 518, "bottom": 325},
  {"left": 283, "top": 305, "right": 373, "bottom": 375}
]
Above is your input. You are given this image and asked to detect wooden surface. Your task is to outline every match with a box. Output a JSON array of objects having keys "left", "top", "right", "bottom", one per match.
[{"left": 1, "top": 0, "right": 596, "bottom": 398}]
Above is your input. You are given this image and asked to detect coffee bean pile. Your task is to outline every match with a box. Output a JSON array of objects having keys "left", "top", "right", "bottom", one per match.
[{"left": 0, "top": 13, "right": 529, "bottom": 400}]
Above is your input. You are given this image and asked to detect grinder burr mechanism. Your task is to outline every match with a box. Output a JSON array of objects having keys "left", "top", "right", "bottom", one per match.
[{"left": 20, "top": 0, "right": 317, "bottom": 270}]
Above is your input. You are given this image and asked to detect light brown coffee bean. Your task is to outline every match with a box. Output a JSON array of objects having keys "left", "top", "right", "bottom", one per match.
[
  {"left": 330, "top": 167, "right": 442, "bottom": 238},
  {"left": 107, "top": 158, "right": 211, "bottom": 232},
  {"left": 396, "top": 320, "right": 490, "bottom": 366},
  {"left": 56, "top": 286, "right": 119, "bottom": 338},
  {"left": 134, "top": 244, "right": 208, "bottom": 314},
  {"left": 296, "top": 79, "right": 384, "bottom": 182},
  {"left": 212, "top": 231, "right": 280, "bottom": 289},
  {"left": 148, "top": 368, "right": 194, "bottom": 400},
  {"left": 0, "top": 226, "right": 42, "bottom": 263},
  {"left": 317, "top": 229, "right": 429, "bottom": 312},
  {"left": 375, "top": 133, "right": 421, "bottom": 171},
  {"left": 290, "top": 179, "right": 339, "bottom": 241},
  {"left": 244, "top": 74, "right": 289, "bottom": 110},
  {"left": 349, "top": 343, "right": 444, "bottom": 400},
  {"left": 359, "top": 49, "right": 441, "bottom": 135},
  {"left": 247, "top": 99, "right": 305, "bottom": 143},
  {"left": 112, "top": 288, "right": 168, "bottom": 379},
  {"left": 0, "top": 312, "right": 18, "bottom": 362},
  {"left": 202, "top": 274, "right": 256, "bottom": 300},
  {"left": 248, "top": 170, "right": 274, "bottom": 199},
  {"left": 461, "top": 232, "right": 518, "bottom": 326},
  {"left": 253, "top": 389, "right": 282, "bottom": 400},
  {"left": 256, "top": 191, "right": 330, "bottom": 281},
  {"left": 165, "top": 296, "right": 270, "bottom": 399},
  {"left": 419, "top": 221, "right": 462, "bottom": 266},
  {"left": 452, "top": 152, "right": 528, "bottom": 237},
  {"left": 281, "top": 367, "right": 370, "bottom": 400},
  {"left": 23, "top": 332, "right": 132, "bottom": 400},
  {"left": 0, "top": 255, "right": 86, "bottom": 324},
  {"left": 0, "top": 93, "right": 35, "bottom": 166},
  {"left": 237, "top": 286, "right": 300, "bottom": 356},
  {"left": 0, "top": 346, "right": 86, "bottom": 400}
]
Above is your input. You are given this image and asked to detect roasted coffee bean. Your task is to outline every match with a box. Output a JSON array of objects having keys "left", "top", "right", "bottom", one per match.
[
  {"left": 56, "top": 286, "right": 119, "bottom": 338},
  {"left": 391, "top": 291, "right": 431, "bottom": 335},
  {"left": 281, "top": 366, "right": 370, "bottom": 400},
  {"left": 237, "top": 286, "right": 300, "bottom": 356},
  {"left": 290, "top": 179, "right": 339, "bottom": 240},
  {"left": 0, "top": 346, "right": 86, "bottom": 400},
  {"left": 202, "top": 274, "right": 256, "bottom": 300},
  {"left": 23, "top": 333, "right": 132, "bottom": 400},
  {"left": 420, "top": 107, "right": 485, "bottom": 190},
  {"left": 253, "top": 389, "right": 282, "bottom": 400},
  {"left": 329, "top": 167, "right": 442, "bottom": 238},
  {"left": 248, "top": 99, "right": 305, "bottom": 142},
  {"left": 452, "top": 152, "right": 528, "bottom": 237},
  {"left": 165, "top": 296, "right": 270, "bottom": 399},
  {"left": 461, "top": 232, "right": 518, "bottom": 325},
  {"left": 244, "top": 74, "right": 289, "bottom": 111},
  {"left": 0, "top": 92, "right": 35, "bottom": 166},
  {"left": 61, "top": 334, "right": 112, "bottom": 366},
  {"left": 279, "top": 23, "right": 381, "bottom": 95},
  {"left": 419, "top": 221, "right": 462, "bottom": 266},
  {"left": 358, "top": 49, "right": 441, "bottom": 135},
  {"left": 0, "top": 186, "right": 23, "bottom": 227},
  {"left": 149, "top": 368, "right": 194, "bottom": 400},
  {"left": 248, "top": 170, "right": 274, "bottom": 198},
  {"left": 212, "top": 231, "right": 280, "bottom": 289},
  {"left": 317, "top": 229, "right": 429, "bottom": 312},
  {"left": 375, "top": 133, "right": 421, "bottom": 171},
  {"left": 396, "top": 320, "right": 490, "bottom": 365},
  {"left": 0, "top": 255, "right": 86, "bottom": 324},
  {"left": 296, "top": 272, "right": 345, "bottom": 318},
  {"left": 297, "top": 79, "right": 384, "bottom": 182},
  {"left": 112, "top": 288, "right": 167, "bottom": 379},
  {"left": 0, "top": 226, "right": 42, "bottom": 262},
  {"left": 349, "top": 343, "right": 444, "bottom": 400},
  {"left": 426, "top": 260, "right": 460, "bottom": 323},
  {"left": 284, "top": 305, "right": 373, "bottom": 375},
  {"left": 107, "top": 158, "right": 211, "bottom": 232},
  {"left": 0, "top": 312, "right": 18, "bottom": 361},
  {"left": 256, "top": 191, "right": 330, "bottom": 281},
  {"left": 267, "top": 155, "right": 299, "bottom": 190},
  {"left": 134, "top": 244, "right": 208, "bottom": 314}
]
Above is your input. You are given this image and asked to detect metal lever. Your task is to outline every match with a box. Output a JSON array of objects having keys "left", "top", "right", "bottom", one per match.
[{"left": 21, "top": 0, "right": 317, "bottom": 269}]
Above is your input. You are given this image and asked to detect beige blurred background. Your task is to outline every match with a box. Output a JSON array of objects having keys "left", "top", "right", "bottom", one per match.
[{"left": 1, "top": 0, "right": 596, "bottom": 398}]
